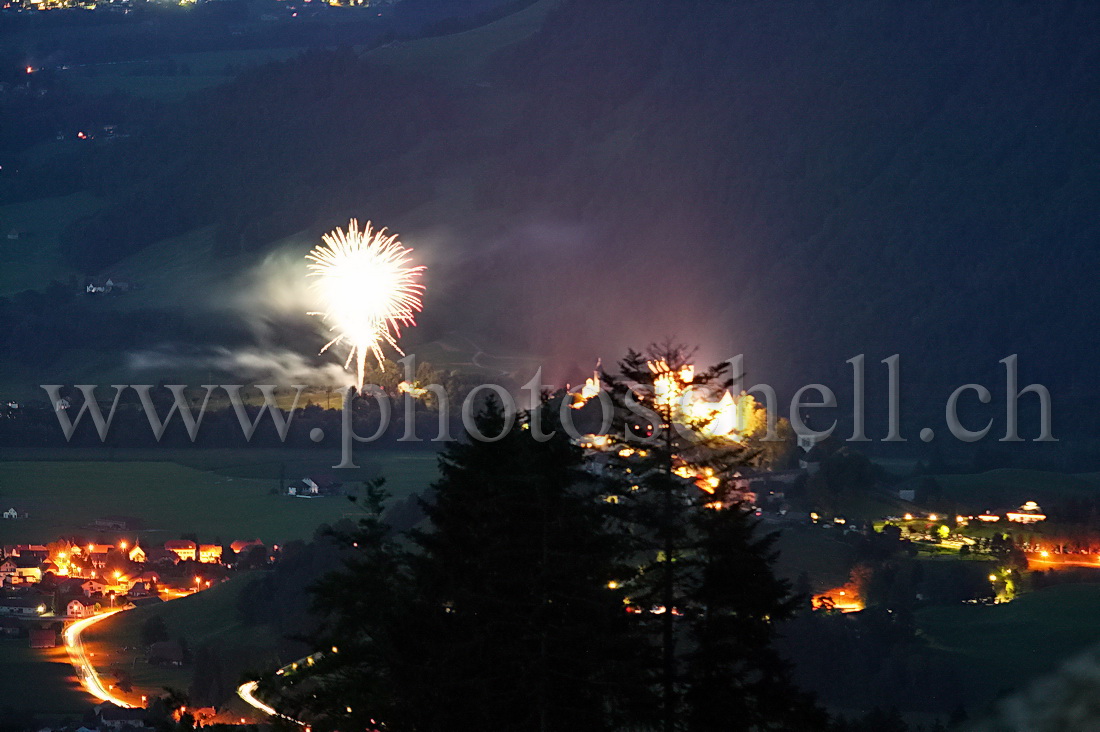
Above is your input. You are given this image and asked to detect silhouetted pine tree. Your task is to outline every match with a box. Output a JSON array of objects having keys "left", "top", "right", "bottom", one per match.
[
  {"left": 600, "top": 342, "right": 825, "bottom": 731},
  {"left": 298, "top": 398, "right": 646, "bottom": 732},
  {"left": 683, "top": 503, "right": 827, "bottom": 731}
]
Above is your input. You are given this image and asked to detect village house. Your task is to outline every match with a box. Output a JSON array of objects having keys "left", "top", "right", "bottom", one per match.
[
  {"left": 77, "top": 543, "right": 113, "bottom": 569},
  {"left": 90, "top": 516, "right": 138, "bottom": 531},
  {"left": 85, "top": 277, "right": 132, "bottom": 295},
  {"left": 55, "top": 577, "right": 86, "bottom": 596},
  {"left": 10, "top": 544, "right": 47, "bottom": 560},
  {"left": 164, "top": 540, "right": 196, "bottom": 562},
  {"left": 288, "top": 474, "right": 343, "bottom": 497},
  {"left": 0, "top": 558, "right": 17, "bottom": 584},
  {"left": 97, "top": 704, "right": 150, "bottom": 730},
  {"left": 135, "top": 570, "right": 160, "bottom": 587},
  {"left": 2, "top": 507, "right": 25, "bottom": 520},
  {"left": 198, "top": 544, "right": 222, "bottom": 564},
  {"left": 0, "top": 596, "right": 47, "bottom": 616},
  {"left": 67, "top": 597, "right": 98, "bottom": 618},
  {"left": 1, "top": 556, "right": 44, "bottom": 584},
  {"left": 127, "top": 581, "right": 151, "bottom": 598},
  {"left": 127, "top": 542, "right": 146, "bottom": 563}
]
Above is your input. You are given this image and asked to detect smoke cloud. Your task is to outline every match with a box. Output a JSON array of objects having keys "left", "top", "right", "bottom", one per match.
[{"left": 127, "top": 345, "right": 353, "bottom": 386}]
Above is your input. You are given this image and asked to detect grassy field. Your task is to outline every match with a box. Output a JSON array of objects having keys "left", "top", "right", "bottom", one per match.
[
  {"left": 83, "top": 573, "right": 280, "bottom": 721},
  {"left": 898, "top": 469, "right": 1100, "bottom": 511},
  {"left": 0, "top": 639, "right": 88, "bottom": 717},
  {"left": 0, "top": 448, "right": 439, "bottom": 545},
  {"left": 0, "top": 192, "right": 101, "bottom": 296},
  {"left": 916, "top": 583, "right": 1100, "bottom": 708},
  {"left": 773, "top": 527, "right": 856, "bottom": 592}
]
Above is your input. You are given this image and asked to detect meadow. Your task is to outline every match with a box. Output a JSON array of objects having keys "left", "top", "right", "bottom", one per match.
[
  {"left": 0, "top": 192, "right": 101, "bottom": 296},
  {"left": 773, "top": 527, "right": 856, "bottom": 592},
  {"left": 0, "top": 639, "right": 88, "bottom": 717},
  {"left": 0, "top": 447, "right": 439, "bottom": 545},
  {"left": 916, "top": 583, "right": 1100, "bottom": 711},
  {"left": 899, "top": 469, "right": 1100, "bottom": 510}
]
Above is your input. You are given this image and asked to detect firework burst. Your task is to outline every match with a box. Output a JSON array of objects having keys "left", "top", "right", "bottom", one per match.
[{"left": 306, "top": 219, "right": 426, "bottom": 388}]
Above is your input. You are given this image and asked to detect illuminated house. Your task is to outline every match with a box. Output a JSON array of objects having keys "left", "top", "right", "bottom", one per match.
[
  {"left": 67, "top": 597, "right": 97, "bottom": 618},
  {"left": 127, "top": 543, "right": 146, "bottom": 563},
  {"left": 1006, "top": 501, "right": 1046, "bottom": 524},
  {"left": 164, "top": 540, "right": 197, "bottom": 562},
  {"left": 1, "top": 556, "right": 43, "bottom": 584},
  {"left": 135, "top": 570, "right": 161, "bottom": 587},
  {"left": 198, "top": 544, "right": 222, "bottom": 564},
  {"left": 80, "top": 544, "right": 113, "bottom": 569},
  {"left": 0, "top": 558, "right": 17, "bottom": 585},
  {"left": 0, "top": 596, "right": 46, "bottom": 616}
]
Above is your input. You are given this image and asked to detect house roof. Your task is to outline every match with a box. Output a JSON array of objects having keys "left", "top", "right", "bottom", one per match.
[
  {"left": 164, "top": 540, "right": 196, "bottom": 550},
  {"left": 0, "top": 595, "right": 46, "bottom": 608}
]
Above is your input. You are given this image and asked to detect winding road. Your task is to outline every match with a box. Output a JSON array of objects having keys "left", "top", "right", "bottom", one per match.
[
  {"left": 236, "top": 661, "right": 310, "bottom": 726},
  {"left": 63, "top": 593, "right": 309, "bottom": 724},
  {"left": 63, "top": 609, "right": 136, "bottom": 709}
]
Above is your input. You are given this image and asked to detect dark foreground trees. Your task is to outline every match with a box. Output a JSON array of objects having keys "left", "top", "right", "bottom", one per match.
[{"left": 275, "top": 345, "right": 824, "bottom": 731}]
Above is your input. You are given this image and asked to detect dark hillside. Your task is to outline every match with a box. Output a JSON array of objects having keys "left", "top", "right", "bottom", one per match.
[{"left": 11, "top": 0, "right": 1099, "bottom": 455}]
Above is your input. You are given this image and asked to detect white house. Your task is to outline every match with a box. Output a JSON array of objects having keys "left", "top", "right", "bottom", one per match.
[
  {"left": 2, "top": 508, "right": 19, "bottom": 520},
  {"left": 68, "top": 598, "right": 97, "bottom": 618}
]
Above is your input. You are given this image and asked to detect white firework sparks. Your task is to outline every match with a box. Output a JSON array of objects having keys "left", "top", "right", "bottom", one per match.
[{"left": 306, "top": 219, "right": 425, "bottom": 389}]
